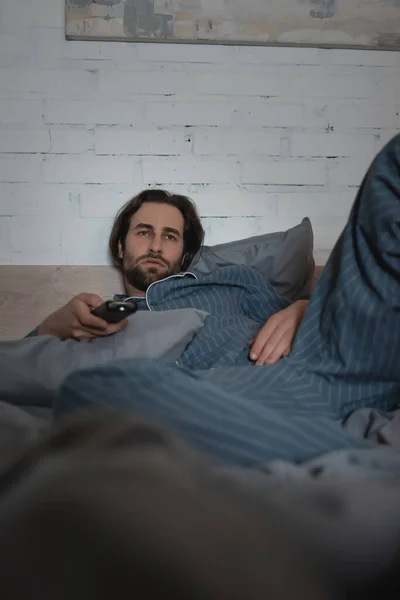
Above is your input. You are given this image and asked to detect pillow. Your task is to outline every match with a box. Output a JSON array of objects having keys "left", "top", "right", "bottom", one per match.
[
  {"left": 0, "top": 309, "right": 208, "bottom": 406},
  {"left": 189, "top": 218, "right": 315, "bottom": 301}
]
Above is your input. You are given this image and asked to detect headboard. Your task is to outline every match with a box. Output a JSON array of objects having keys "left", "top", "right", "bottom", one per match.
[{"left": 0, "top": 265, "right": 324, "bottom": 340}]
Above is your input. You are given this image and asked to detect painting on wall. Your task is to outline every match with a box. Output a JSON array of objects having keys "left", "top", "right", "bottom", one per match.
[{"left": 66, "top": 1, "right": 400, "bottom": 50}]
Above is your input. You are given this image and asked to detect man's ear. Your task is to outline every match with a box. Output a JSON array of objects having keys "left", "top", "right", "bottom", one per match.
[{"left": 118, "top": 241, "right": 123, "bottom": 260}]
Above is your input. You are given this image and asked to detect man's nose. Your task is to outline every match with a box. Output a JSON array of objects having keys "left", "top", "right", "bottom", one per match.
[{"left": 149, "top": 235, "right": 163, "bottom": 254}]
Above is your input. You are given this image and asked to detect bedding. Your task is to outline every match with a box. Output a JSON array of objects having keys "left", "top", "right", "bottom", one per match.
[
  {"left": 0, "top": 407, "right": 400, "bottom": 598},
  {"left": 227, "top": 407, "right": 400, "bottom": 488},
  {"left": 241, "top": 471, "right": 400, "bottom": 593},
  {"left": 0, "top": 308, "right": 207, "bottom": 405},
  {"left": 0, "top": 401, "right": 49, "bottom": 470},
  {"left": 190, "top": 217, "right": 315, "bottom": 301},
  {"left": 1, "top": 409, "right": 400, "bottom": 598}
]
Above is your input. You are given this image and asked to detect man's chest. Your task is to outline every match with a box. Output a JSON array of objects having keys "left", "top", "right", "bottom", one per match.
[
  {"left": 147, "top": 282, "right": 243, "bottom": 315},
  {"left": 116, "top": 266, "right": 264, "bottom": 316}
]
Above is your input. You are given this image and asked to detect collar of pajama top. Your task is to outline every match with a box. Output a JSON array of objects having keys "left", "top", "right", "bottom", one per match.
[
  {"left": 113, "top": 272, "right": 197, "bottom": 310},
  {"left": 112, "top": 265, "right": 289, "bottom": 369},
  {"left": 112, "top": 265, "right": 288, "bottom": 325}
]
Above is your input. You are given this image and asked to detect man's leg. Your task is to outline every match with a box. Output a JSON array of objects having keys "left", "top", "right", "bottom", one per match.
[
  {"left": 289, "top": 133, "right": 400, "bottom": 415},
  {"left": 57, "top": 358, "right": 370, "bottom": 466}
]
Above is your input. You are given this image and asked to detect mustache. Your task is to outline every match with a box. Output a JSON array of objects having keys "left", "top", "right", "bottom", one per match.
[{"left": 137, "top": 253, "right": 169, "bottom": 268}]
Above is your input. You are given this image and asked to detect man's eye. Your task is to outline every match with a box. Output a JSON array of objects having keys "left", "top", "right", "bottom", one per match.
[
  {"left": 166, "top": 234, "right": 177, "bottom": 241},
  {"left": 137, "top": 231, "right": 149, "bottom": 236}
]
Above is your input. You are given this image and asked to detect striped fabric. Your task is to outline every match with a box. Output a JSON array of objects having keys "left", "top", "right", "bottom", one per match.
[
  {"left": 58, "top": 135, "right": 400, "bottom": 467},
  {"left": 118, "top": 265, "right": 290, "bottom": 369}
]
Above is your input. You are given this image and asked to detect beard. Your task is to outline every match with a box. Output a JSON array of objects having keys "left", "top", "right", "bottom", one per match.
[{"left": 123, "top": 252, "right": 182, "bottom": 293}]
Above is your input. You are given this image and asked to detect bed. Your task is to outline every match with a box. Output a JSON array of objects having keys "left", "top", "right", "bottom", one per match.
[
  {"left": 0, "top": 260, "right": 398, "bottom": 458},
  {"left": 3, "top": 138, "right": 400, "bottom": 592},
  {"left": 1, "top": 261, "right": 400, "bottom": 592}
]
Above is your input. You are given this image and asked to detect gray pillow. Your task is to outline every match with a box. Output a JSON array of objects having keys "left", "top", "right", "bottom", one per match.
[
  {"left": 189, "top": 218, "right": 315, "bottom": 301},
  {"left": 0, "top": 309, "right": 207, "bottom": 406}
]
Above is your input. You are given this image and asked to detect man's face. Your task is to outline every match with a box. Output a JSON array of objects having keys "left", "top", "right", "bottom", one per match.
[{"left": 119, "top": 202, "right": 185, "bottom": 293}]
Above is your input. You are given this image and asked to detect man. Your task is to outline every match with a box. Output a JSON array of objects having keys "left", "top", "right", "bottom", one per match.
[
  {"left": 55, "top": 135, "right": 400, "bottom": 467},
  {"left": 34, "top": 189, "right": 309, "bottom": 366}
]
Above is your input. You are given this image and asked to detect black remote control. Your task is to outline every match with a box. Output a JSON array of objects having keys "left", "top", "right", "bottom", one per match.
[{"left": 91, "top": 300, "right": 138, "bottom": 323}]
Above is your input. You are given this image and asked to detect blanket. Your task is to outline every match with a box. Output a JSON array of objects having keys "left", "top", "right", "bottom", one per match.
[
  {"left": 0, "top": 308, "right": 207, "bottom": 405},
  {"left": 1, "top": 408, "right": 400, "bottom": 597}
]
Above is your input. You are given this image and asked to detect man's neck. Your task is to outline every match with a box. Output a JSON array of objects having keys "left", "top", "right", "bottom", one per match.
[
  {"left": 124, "top": 281, "right": 146, "bottom": 298},
  {"left": 123, "top": 269, "right": 187, "bottom": 298}
]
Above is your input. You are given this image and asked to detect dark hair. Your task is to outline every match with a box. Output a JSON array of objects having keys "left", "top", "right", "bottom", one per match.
[{"left": 109, "top": 189, "right": 204, "bottom": 271}]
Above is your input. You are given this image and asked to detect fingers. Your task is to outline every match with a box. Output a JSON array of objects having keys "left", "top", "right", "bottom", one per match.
[
  {"left": 257, "top": 332, "right": 292, "bottom": 365},
  {"left": 105, "top": 319, "right": 128, "bottom": 336},
  {"left": 80, "top": 311, "right": 109, "bottom": 331},
  {"left": 77, "top": 293, "right": 104, "bottom": 308},
  {"left": 73, "top": 324, "right": 109, "bottom": 338},
  {"left": 250, "top": 312, "right": 295, "bottom": 365},
  {"left": 71, "top": 318, "right": 128, "bottom": 341},
  {"left": 254, "top": 327, "right": 290, "bottom": 366},
  {"left": 77, "top": 296, "right": 129, "bottom": 334},
  {"left": 75, "top": 297, "right": 108, "bottom": 331},
  {"left": 71, "top": 329, "right": 97, "bottom": 341},
  {"left": 249, "top": 302, "right": 308, "bottom": 366},
  {"left": 249, "top": 318, "right": 279, "bottom": 362}
]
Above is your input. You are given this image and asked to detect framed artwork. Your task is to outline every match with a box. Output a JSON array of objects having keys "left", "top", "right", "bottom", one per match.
[{"left": 66, "top": 1, "right": 400, "bottom": 50}]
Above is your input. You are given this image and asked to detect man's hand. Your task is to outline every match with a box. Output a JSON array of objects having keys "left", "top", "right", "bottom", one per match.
[
  {"left": 36, "top": 293, "right": 128, "bottom": 341},
  {"left": 249, "top": 300, "right": 309, "bottom": 366}
]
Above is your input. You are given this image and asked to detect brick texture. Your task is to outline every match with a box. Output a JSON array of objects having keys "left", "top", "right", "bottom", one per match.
[{"left": 1, "top": 0, "right": 399, "bottom": 265}]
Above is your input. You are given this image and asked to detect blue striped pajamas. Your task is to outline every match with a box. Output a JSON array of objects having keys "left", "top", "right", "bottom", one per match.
[{"left": 58, "top": 135, "right": 400, "bottom": 467}]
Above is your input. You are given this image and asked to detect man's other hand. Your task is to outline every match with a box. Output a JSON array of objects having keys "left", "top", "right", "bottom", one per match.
[
  {"left": 36, "top": 293, "right": 128, "bottom": 341},
  {"left": 249, "top": 300, "right": 309, "bottom": 366}
]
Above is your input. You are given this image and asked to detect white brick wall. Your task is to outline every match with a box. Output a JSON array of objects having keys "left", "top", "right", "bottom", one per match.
[
  {"left": 42, "top": 156, "right": 139, "bottom": 184},
  {"left": 146, "top": 102, "right": 235, "bottom": 126},
  {"left": 290, "top": 133, "right": 376, "bottom": 158},
  {"left": 94, "top": 128, "right": 191, "bottom": 156},
  {"left": 142, "top": 157, "right": 240, "bottom": 185},
  {"left": 0, "top": 156, "right": 42, "bottom": 183},
  {"left": 241, "top": 159, "right": 326, "bottom": 186},
  {"left": 193, "top": 130, "right": 282, "bottom": 155},
  {"left": 0, "top": 0, "right": 399, "bottom": 266},
  {"left": 0, "top": 130, "right": 51, "bottom": 154},
  {"left": 44, "top": 99, "right": 145, "bottom": 126},
  {"left": 0, "top": 99, "right": 44, "bottom": 126},
  {"left": 0, "top": 184, "right": 78, "bottom": 217}
]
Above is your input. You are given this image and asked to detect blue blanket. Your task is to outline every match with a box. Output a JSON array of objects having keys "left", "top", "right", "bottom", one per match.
[{"left": 57, "top": 135, "right": 400, "bottom": 467}]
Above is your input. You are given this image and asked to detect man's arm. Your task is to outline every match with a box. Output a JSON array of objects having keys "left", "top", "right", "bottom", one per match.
[
  {"left": 235, "top": 266, "right": 309, "bottom": 365},
  {"left": 30, "top": 294, "right": 127, "bottom": 341},
  {"left": 249, "top": 300, "right": 309, "bottom": 366}
]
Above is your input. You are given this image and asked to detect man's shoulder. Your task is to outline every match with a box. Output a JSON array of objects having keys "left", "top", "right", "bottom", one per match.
[{"left": 191, "top": 264, "right": 262, "bottom": 283}]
